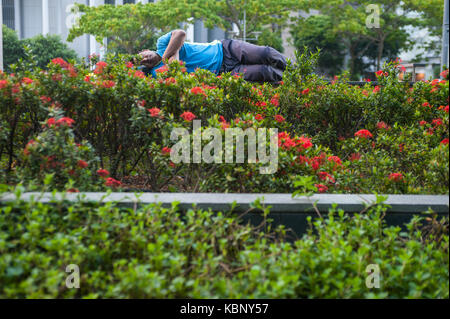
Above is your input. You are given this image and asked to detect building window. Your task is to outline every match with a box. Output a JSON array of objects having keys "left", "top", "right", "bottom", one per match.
[
  {"left": 124, "top": 0, "right": 135, "bottom": 4},
  {"left": 2, "top": 0, "right": 15, "bottom": 30},
  {"left": 104, "top": 0, "right": 115, "bottom": 5}
]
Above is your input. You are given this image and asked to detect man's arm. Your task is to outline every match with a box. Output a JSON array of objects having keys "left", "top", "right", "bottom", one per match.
[{"left": 162, "top": 30, "right": 186, "bottom": 62}]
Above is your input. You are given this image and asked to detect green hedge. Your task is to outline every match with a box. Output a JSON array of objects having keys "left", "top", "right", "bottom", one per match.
[{"left": 0, "top": 190, "right": 448, "bottom": 298}]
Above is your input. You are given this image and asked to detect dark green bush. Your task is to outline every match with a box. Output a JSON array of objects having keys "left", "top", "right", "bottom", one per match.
[{"left": 0, "top": 191, "right": 447, "bottom": 298}]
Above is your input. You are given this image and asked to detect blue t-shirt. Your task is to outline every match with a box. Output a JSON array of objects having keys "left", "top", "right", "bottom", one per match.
[{"left": 149, "top": 31, "right": 224, "bottom": 77}]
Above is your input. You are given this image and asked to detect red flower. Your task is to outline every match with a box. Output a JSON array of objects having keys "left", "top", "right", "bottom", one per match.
[
  {"left": 0, "top": 79, "right": 10, "bottom": 89},
  {"left": 302, "top": 88, "right": 310, "bottom": 95},
  {"left": 328, "top": 156, "right": 342, "bottom": 166},
  {"left": 84, "top": 75, "right": 91, "bottom": 83},
  {"left": 101, "top": 80, "right": 116, "bottom": 88},
  {"left": 126, "top": 61, "right": 134, "bottom": 68},
  {"left": 67, "top": 188, "right": 80, "bottom": 193},
  {"left": 181, "top": 111, "right": 196, "bottom": 122},
  {"left": 94, "top": 61, "right": 108, "bottom": 74},
  {"left": 419, "top": 120, "right": 428, "bottom": 126},
  {"left": 440, "top": 69, "right": 449, "bottom": 79},
  {"left": 134, "top": 71, "right": 146, "bottom": 79},
  {"left": 432, "top": 118, "right": 443, "bottom": 127},
  {"left": 255, "top": 114, "right": 264, "bottom": 121},
  {"left": 349, "top": 153, "right": 361, "bottom": 161},
  {"left": 155, "top": 65, "right": 169, "bottom": 73},
  {"left": 422, "top": 102, "right": 431, "bottom": 108},
  {"left": 40, "top": 96, "right": 52, "bottom": 104},
  {"left": 372, "top": 86, "right": 380, "bottom": 94},
  {"left": 51, "top": 58, "right": 69, "bottom": 68},
  {"left": 388, "top": 173, "right": 404, "bottom": 182},
  {"left": 162, "top": 147, "right": 172, "bottom": 155},
  {"left": 148, "top": 108, "right": 161, "bottom": 117},
  {"left": 164, "top": 77, "right": 176, "bottom": 85},
  {"left": 375, "top": 70, "right": 388, "bottom": 77},
  {"left": 318, "top": 172, "right": 335, "bottom": 184},
  {"left": 441, "top": 138, "right": 449, "bottom": 145},
  {"left": 376, "top": 121, "right": 390, "bottom": 130},
  {"left": 47, "top": 118, "right": 56, "bottom": 127},
  {"left": 315, "top": 184, "right": 329, "bottom": 193},
  {"left": 56, "top": 117, "right": 75, "bottom": 127},
  {"left": 97, "top": 169, "right": 110, "bottom": 178},
  {"left": 105, "top": 178, "right": 122, "bottom": 188},
  {"left": 296, "top": 136, "right": 313, "bottom": 150},
  {"left": 77, "top": 160, "right": 88, "bottom": 169},
  {"left": 22, "top": 77, "right": 33, "bottom": 85},
  {"left": 191, "top": 86, "right": 206, "bottom": 96},
  {"left": 270, "top": 94, "right": 279, "bottom": 106},
  {"left": 219, "top": 115, "right": 226, "bottom": 123},
  {"left": 354, "top": 129, "right": 373, "bottom": 139},
  {"left": 274, "top": 115, "right": 285, "bottom": 123}
]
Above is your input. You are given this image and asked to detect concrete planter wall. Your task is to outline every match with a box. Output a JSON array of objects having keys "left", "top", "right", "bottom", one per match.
[{"left": 1, "top": 193, "right": 448, "bottom": 237}]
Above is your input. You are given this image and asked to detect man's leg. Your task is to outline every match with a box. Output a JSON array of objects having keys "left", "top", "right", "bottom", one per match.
[
  {"left": 227, "top": 40, "right": 287, "bottom": 71},
  {"left": 231, "top": 64, "right": 284, "bottom": 83}
]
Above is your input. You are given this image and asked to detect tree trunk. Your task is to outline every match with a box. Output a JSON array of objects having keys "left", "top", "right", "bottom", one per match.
[{"left": 377, "top": 37, "right": 385, "bottom": 71}]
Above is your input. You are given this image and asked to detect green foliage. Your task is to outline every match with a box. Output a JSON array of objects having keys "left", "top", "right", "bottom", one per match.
[
  {"left": 256, "top": 29, "right": 284, "bottom": 54},
  {"left": 67, "top": 2, "right": 193, "bottom": 54},
  {"left": 2, "top": 25, "right": 78, "bottom": 71},
  {"left": 0, "top": 193, "right": 447, "bottom": 298},
  {"left": 291, "top": 15, "right": 345, "bottom": 76},
  {"left": 22, "top": 35, "right": 78, "bottom": 69},
  {"left": 2, "top": 25, "right": 26, "bottom": 73}
]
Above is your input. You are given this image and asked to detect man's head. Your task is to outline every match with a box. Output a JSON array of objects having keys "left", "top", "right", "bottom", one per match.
[{"left": 139, "top": 50, "right": 162, "bottom": 70}]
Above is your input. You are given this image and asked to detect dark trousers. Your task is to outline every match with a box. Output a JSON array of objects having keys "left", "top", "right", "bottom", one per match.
[{"left": 220, "top": 39, "right": 287, "bottom": 83}]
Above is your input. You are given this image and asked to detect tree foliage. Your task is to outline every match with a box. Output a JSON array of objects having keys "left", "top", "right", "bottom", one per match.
[
  {"left": 2, "top": 25, "right": 77, "bottom": 71},
  {"left": 67, "top": 2, "right": 194, "bottom": 54}
]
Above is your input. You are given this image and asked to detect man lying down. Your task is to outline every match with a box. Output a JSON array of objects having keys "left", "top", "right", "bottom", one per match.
[{"left": 138, "top": 29, "right": 287, "bottom": 83}]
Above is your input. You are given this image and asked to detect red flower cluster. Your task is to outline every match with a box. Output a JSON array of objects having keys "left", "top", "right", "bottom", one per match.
[
  {"left": 22, "top": 77, "right": 33, "bottom": 85},
  {"left": 441, "top": 138, "right": 449, "bottom": 146},
  {"left": 375, "top": 70, "right": 388, "bottom": 77},
  {"left": 148, "top": 108, "right": 161, "bottom": 117},
  {"left": 327, "top": 156, "right": 342, "bottom": 166},
  {"left": 94, "top": 61, "right": 108, "bottom": 75},
  {"left": 255, "top": 114, "right": 264, "bottom": 122},
  {"left": 46, "top": 117, "right": 75, "bottom": 128},
  {"left": 181, "top": 111, "right": 196, "bottom": 122},
  {"left": 376, "top": 121, "right": 390, "bottom": 130},
  {"left": 162, "top": 147, "right": 172, "bottom": 155},
  {"left": 372, "top": 86, "right": 380, "bottom": 94},
  {"left": 349, "top": 153, "right": 361, "bottom": 162},
  {"left": 388, "top": 173, "right": 404, "bottom": 182},
  {"left": 101, "top": 80, "right": 116, "bottom": 88},
  {"left": 77, "top": 160, "right": 88, "bottom": 169},
  {"left": 0, "top": 79, "right": 9, "bottom": 89},
  {"left": 274, "top": 115, "right": 285, "bottom": 123},
  {"left": 191, "top": 86, "right": 206, "bottom": 96},
  {"left": 315, "top": 184, "right": 329, "bottom": 193},
  {"left": 302, "top": 88, "right": 310, "bottom": 95},
  {"left": 318, "top": 172, "right": 335, "bottom": 184},
  {"left": 155, "top": 65, "right": 169, "bottom": 74},
  {"left": 354, "top": 129, "right": 373, "bottom": 139},
  {"left": 270, "top": 94, "right": 280, "bottom": 107},
  {"left": 105, "top": 178, "right": 122, "bottom": 188},
  {"left": 51, "top": 58, "right": 69, "bottom": 68},
  {"left": 97, "top": 169, "right": 110, "bottom": 178}
]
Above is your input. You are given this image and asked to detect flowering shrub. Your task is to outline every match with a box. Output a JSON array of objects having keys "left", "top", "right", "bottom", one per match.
[
  {"left": 17, "top": 108, "right": 106, "bottom": 191},
  {"left": 0, "top": 52, "right": 448, "bottom": 194}
]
